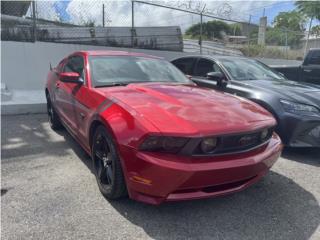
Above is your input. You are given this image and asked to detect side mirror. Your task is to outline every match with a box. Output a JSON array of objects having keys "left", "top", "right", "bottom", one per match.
[
  {"left": 60, "top": 72, "right": 83, "bottom": 84},
  {"left": 206, "top": 72, "right": 228, "bottom": 88}
]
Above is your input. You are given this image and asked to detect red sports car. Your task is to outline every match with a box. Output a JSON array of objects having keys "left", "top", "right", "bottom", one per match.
[{"left": 45, "top": 51, "right": 282, "bottom": 205}]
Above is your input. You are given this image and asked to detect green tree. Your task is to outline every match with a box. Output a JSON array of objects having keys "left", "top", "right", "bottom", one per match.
[
  {"left": 295, "top": 1, "right": 320, "bottom": 54},
  {"left": 82, "top": 19, "right": 96, "bottom": 27},
  {"left": 295, "top": 1, "right": 320, "bottom": 21},
  {"left": 265, "top": 27, "right": 303, "bottom": 48},
  {"left": 311, "top": 25, "right": 320, "bottom": 36},
  {"left": 250, "top": 11, "right": 305, "bottom": 47},
  {"left": 273, "top": 10, "right": 306, "bottom": 31},
  {"left": 185, "top": 20, "right": 232, "bottom": 40},
  {"left": 263, "top": 11, "right": 306, "bottom": 48},
  {"left": 229, "top": 23, "right": 242, "bottom": 36}
]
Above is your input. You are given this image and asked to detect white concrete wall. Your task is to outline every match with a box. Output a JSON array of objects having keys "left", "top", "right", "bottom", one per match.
[{"left": 1, "top": 41, "right": 187, "bottom": 91}]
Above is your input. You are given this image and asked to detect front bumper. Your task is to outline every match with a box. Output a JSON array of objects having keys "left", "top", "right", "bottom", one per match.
[
  {"left": 277, "top": 113, "right": 320, "bottom": 147},
  {"left": 119, "top": 134, "right": 282, "bottom": 205}
]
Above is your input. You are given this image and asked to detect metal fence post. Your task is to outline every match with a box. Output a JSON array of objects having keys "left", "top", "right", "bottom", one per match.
[
  {"left": 247, "top": 14, "right": 252, "bottom": 55},
  {"left": 102, "top": 4, "right": 105, "bottom": 27},
  {"left": 131, "top": 0, "right": 135, "bottom": 48},
  {"left": 32, "top": 0, "right": 37, "bottom": 42},
  {"left": 199, "top": 4, "right": 206, "bottom": 55},
  {"left": 200, "top": 12, "right": 203, "bottom": 54}
]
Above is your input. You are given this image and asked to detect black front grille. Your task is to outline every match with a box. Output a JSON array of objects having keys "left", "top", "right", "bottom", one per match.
[{"left": 191, "top": 127, "right": 274, "bottom": 156}]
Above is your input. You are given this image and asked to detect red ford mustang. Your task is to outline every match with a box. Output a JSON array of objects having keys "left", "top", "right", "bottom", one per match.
[{"left": 45, "top": 50, "right": 282, "bottom": 205}]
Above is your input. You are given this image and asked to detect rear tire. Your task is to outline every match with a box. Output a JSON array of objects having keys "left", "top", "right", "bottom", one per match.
[
  {"left": 46, "top": 93, "right": 63, "bottom": 130},
  {"left": 92, "top": 125, "right": 127, "bottom": 200}
]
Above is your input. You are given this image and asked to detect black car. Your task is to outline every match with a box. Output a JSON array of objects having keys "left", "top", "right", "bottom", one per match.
[
  {"left": 172, "top": 55, "right": 320, "bottom": 147},
  {"left": 272, "top": 48, "right": 320, "bottom": 85}
]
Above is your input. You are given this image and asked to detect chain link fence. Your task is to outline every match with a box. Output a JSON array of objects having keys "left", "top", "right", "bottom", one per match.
[
  {"left": 131, "top": 1, "right": 317, "bottom": 59},
  {"left": 1, "top": 0, "right": 183, "bottom": 51},
  {"left": 1, "top": 0, "right": 319, "bottom": 59}
]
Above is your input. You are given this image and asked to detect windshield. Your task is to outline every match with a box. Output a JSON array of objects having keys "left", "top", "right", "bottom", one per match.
[
  {"left": 89, "top": 56, "right": 191, "bottom": 87},
  {"left": 219, "top": 58, "right": 286, "bottom": 81}
]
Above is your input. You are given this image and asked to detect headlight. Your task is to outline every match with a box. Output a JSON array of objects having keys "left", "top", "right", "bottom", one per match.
[
  {"left": 139, "top": 136, "right": 189, "bottom": 153},
  {"left": 200, "top": 137, "right": 218, "bottom": 153},
  {"left": 280, "top": 100, "right": 319, "bottom": 117}
]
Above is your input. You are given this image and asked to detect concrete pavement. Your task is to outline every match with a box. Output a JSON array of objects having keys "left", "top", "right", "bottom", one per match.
[{"left": 1, "top": 114, "right": 319, "bottom": 240}]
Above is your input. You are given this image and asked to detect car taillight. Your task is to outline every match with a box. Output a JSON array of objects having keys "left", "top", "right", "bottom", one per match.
[{"left": 139, "top": 136, "right": 189, "bottom": 153}]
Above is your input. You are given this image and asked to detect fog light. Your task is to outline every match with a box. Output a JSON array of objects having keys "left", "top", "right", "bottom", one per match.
[{"left": 201, "top": 138, "right": 218, "bottom": 153}]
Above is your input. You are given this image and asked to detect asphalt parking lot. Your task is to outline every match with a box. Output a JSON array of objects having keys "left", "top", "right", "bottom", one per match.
[{"left": 1, "top": 114, "right": 320, "bottom": 240}]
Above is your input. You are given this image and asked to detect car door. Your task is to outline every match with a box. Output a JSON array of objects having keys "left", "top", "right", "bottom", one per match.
[
  {"left": 50, "top": 59, "right": 65, "bottom": 110},
  {"left": 68, "top": 56, "right": 93, "bottom": 144},
  {"left": 191, "top": 58, "right": 250, "bottom": 97},
  {"left": 56, "top": 55, "right": 85, "bottom": 134},
  {"left": 53, "top": 58, "right": 71, "bottom": 126},
  {"left": 301, "top": 50, "right": 320, "bottom": 85}
]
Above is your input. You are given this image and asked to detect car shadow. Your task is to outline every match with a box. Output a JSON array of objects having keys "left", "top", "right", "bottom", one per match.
[
  {"left": 54, "top": 128, "right": 94, "bottom": 174},
  {"left": 108, "top": 171, "right": 320, "bottom": 240},
  {"left": 282, "top": 147, "right": 320, "bottom": 167}
]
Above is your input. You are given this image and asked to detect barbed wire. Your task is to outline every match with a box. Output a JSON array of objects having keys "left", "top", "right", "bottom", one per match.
[{"left": 1, "top": 0, "right": 318, "bottom": 58}]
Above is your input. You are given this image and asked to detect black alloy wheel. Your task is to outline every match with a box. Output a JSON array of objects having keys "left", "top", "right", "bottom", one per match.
[{"left": 92, "top": 126, "right": 127, "bottom": 199}]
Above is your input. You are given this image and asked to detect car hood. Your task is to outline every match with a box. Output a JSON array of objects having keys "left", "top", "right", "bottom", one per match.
[
  {"left": 240, "top": 79, "right": 320, "bottom": 106},
  {"left": 96, "top": 83, "right": 275, "bottom": 136}
]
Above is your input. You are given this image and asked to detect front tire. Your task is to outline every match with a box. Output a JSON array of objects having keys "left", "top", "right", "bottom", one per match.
[
  {"left": 92, "top": 125, "right": 127, "bottom": 200},
  {"left": 46, "top": 93, "right": 62, "bottom": 130}
]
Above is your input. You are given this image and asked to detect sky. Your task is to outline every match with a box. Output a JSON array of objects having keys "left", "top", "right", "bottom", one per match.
[{"left": 33, "top": 0, "right": 319, "bottom": 32}]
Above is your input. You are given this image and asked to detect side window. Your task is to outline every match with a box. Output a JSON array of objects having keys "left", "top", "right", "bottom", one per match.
[
  {"left": 309, "top": 51, "right": 320, "bottom": 65},
  {"left": 56, "top": 59, "right": 65, "bottom": 72},
  {"left": 172, "top": 58, "right": 196, "bottom": 75},
  {"left": 63, "top": 56, "right": 85, "bottom": 80},
  {"left": 63, "top": 59, "right": 74, "bottom": 73},
  {"left": 194, "top": 58, "right": 222, "bottom": 77}
]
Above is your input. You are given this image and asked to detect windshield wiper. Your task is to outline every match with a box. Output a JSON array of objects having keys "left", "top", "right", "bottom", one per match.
[{"left": 95, "top": 82, "right": 128, "bottom": 88}]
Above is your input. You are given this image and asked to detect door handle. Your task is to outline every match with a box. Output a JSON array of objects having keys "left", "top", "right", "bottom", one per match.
[{"left": 303, "top": 69, "right": 312, "bottom": 73}]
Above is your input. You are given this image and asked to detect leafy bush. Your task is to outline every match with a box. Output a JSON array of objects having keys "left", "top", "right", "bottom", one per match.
[{"left": 240, "top": 45, "right": 302, "bottom": 60}]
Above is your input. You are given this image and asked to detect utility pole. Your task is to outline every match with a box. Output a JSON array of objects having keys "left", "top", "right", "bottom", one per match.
[
  {"left": 102, "top": 4, "right": 105, "bottom": 27},
  {"left": 304, "top": 16, "right": 313, "bottom": 57},
  {"left": 32, "top": 0, "right": 37, "bottom": 42}
]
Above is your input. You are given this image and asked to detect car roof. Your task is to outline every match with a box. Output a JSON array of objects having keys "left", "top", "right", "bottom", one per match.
[
  {"left": 309, "top": 48, "right": 320, "bottom": 52},
  {"left": 173, "top": 54, "right": 251, "bottom": 62},
  {"left": 72, "top": 50, "right": 162, "bottom": 59}
]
